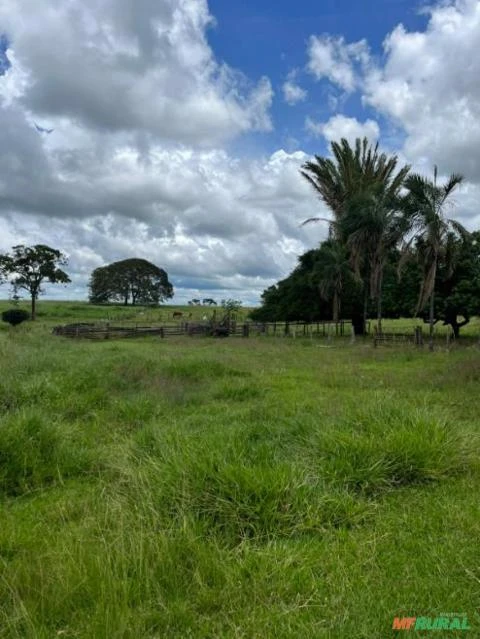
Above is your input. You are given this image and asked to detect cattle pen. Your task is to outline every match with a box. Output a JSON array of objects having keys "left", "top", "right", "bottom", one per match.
[{"left": 52, "top": 320, "right": 354, "bottom": 340}]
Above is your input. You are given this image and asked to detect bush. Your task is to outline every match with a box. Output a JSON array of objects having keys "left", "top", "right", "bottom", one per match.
[{"left": 2, "top": 308, "right": 30, "bottom": 326}]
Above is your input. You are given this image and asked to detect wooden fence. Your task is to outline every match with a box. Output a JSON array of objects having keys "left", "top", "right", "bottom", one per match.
[
  {"left": 53, "top": 320, "right": 354, "bottom": 341},
  {"left": 373, "top": 326, "right": 424, "bottom": 347}
]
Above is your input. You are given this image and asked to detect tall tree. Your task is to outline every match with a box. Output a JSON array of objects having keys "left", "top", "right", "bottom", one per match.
[
  {"left": 342, "top": 182, "right": 408, "bottom": 332},
  {"left": 402, "top": 167, "right": 466, "bottom": 350},
  {"left": 301, "top": 137, "right": 409, "bottom": 235},
  {"left": 89, "top": 258, "right": 173, "bottom": 306},
  {"left": 301, "top": 137, "right": 409, "bottom": 329},
  {"left": 0, "top": 245, "right": 70, "bottom": 320}
]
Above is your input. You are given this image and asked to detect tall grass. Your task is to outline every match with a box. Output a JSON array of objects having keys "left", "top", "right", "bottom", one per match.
[{"left": 0, "top": 308, "right": 479, "bottom": 637}]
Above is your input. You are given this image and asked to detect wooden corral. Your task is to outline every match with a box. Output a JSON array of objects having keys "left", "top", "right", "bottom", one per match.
[{"left": 52, "top": 320, "right": 354, "bottom": 341}]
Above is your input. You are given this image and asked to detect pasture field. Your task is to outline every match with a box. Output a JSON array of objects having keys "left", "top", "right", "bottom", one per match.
[{"left": 0, "top": 303, "right": 480, "bottom": 638}]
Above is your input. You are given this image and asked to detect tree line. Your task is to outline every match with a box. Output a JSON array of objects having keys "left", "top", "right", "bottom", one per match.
[{"left": 252, "top": 138, "right": 480, "bottom": 346}]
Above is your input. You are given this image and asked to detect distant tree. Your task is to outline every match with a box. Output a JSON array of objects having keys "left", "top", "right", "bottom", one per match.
[
  {"left": 89, "top": 258, "right": 173, "bottom": 306},
  {"left": 2, "top": 309, "right": 30, "bottom": 326},
  {"left": 0, "top": 245, "right": 70, "bottom": 320},
  {"left": 221, "top": 299, "right": 242, "bottom": 314},
  {"left": 202, "top": 298, "right": 217, "bottom": 306}
]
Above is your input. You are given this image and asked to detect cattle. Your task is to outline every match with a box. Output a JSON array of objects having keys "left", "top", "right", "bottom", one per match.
[{"left": 172, "top": 311, "right": 183, "bottom": 319}]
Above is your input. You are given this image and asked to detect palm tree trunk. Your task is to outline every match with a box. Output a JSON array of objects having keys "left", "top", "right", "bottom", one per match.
[
  {"left": 429, "top": 292, "right": 435, "bottom": 352},
  {"left": 363, "top": 283, "right": 369, "bottom": 335},
  {"left": 376, "top": 269, "right": 383, "bottom": 334},
  {"left": 332, "top": 289, "right": 339, "bottom": 324}
]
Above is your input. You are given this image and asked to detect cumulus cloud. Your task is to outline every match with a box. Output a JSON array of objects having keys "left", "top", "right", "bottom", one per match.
[
  {"left": 305, "top": 114, "right": 380, "bottom": 145},
  {"left": 0, "top": 109, "right": 328, "bottom": 302},
  {"left": 0, "top": 0, "right": 273, "bottom": 146},
  {"left": 363, "top": 0, "right": 480, "bottom": 181},
  {"left": 0, "top": 0, "right": 329, "bottom": 304},
  {"left": 307, "top": 35, "right": 370, "bottom": 92},
  {"left": 282, "top": 71, "right": 307, "bottom": 105}
]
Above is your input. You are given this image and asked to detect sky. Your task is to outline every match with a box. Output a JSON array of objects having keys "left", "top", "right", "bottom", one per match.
[{"left": 1, "top": 0, "right": 480, "bottom": 305}]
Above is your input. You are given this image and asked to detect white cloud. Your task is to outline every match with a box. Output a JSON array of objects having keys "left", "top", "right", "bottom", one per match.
[
  {"left": 305, "top": 114, "right": 380, "bottom": 145},
  {"left": 0, "top": 0, "right": 323, "bottom": 304},
  {"left": 0, "top": 0, "right": 273, "bottom": 146},
  {"left": 363, "top": 0, "right": 480, "bottom": 181},
  {"left": 282, "top": 71, "right": 307, "bottom": 105},
  {"left": 307, "top": 35, "right": 370, "bottom": 92},
  {"left": 0, "top": 98, "right": 328, "bottom": 302}
]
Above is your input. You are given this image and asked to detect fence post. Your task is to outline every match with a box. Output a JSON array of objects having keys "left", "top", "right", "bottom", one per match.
[
  {"left": 243, "top": 323, "right": 249, "bottom": 337},
  {"left": 415, "top": 326, "right": 423, "bottom": 347},
  {"left": 350, "top": 324, "right": 356, "bottom": 344}
]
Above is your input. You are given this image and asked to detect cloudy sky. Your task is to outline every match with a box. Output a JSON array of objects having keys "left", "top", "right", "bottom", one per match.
[{"left": 1, "top": 0, "right": 480, "bottom": 304}]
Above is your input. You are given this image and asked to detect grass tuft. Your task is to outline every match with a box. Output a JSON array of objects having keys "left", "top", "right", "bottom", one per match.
[
  {"left": 312, "top": 401, "right": 476, "bottom": 493},
  {"left": 0, "top": 411, "right": 96, "bottom": 496}
]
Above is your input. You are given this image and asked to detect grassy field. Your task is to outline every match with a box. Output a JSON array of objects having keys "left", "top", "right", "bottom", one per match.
[{"left": 1, "top": 302, "right": 480, "bottom": 637}]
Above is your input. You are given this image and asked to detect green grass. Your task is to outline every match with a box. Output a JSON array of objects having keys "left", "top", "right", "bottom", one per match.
[
  {"left": 0, "top": 303, "right": 480, "bottom": 637},
  {"left": 0, "top": 300, "right": 251, "bottom": 328}
]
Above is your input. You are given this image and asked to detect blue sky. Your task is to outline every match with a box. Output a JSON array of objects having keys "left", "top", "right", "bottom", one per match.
[
  {"left": 0, "top": 0, "right": 479, "bottom": 304},
  {"left": 208, "top": 0, "right": 427, "bottom": 155},
  {"left": 0, "top": 34, "right": 10, "bottom": 74}
]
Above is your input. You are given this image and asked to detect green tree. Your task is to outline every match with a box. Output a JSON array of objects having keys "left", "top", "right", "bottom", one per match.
[
  {"left": 251, "top": 245, "right": 363, "bottom": 326},
  {"left": 88, "top": 258, "right": 173, "bottom": 306},
  {"left": 301, "top": 137, "right": 409, "bottom": 236},
  {"left": 402, "top": 167, "right": 466, "bottom": 349},
  {"left": 301, "top": 137, "right": 409, "bottom": 331},
  {"left": 311, "top": 240, "right": 352, "bottom": 324},
  {"left": 428, "top": 231, "right": 480, "bottom": 337},
  {"left": 0, "top": 245, "right": 70, "bottom": 320},
  {"left": 342, "top": 183, "right": 408, "bottom": 332}
]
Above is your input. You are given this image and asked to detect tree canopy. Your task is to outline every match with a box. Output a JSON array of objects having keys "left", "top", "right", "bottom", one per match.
[
  {"left": 0, "top": 245, "right": 70, "bottom": 320},
  {"left": 253, "top": 139, "right": 478, "bottom": 338},
  {"left": 88, "top": 258, "right": 173, "bottom": 306}
]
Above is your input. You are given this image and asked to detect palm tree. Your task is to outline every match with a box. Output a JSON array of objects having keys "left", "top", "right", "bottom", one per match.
[
  {"left": 342, "top": 184, "right": 408, "bottom": 333},
  {"left": 301, "top": 137, "right": 410, "bottom": 331},
  {"left": 402, "top": 167, "right": 467, "bottom": 350},
  {"left": 311, "top": 240, "right": 351, "bottom": 324},
  {"left": 301, "top": 137, "right": 409, "bottom": 239}
]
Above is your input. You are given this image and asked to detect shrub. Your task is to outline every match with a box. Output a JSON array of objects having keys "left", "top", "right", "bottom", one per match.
[{"left": 2, "top": 308, "right": 30, "bottom": 326}]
